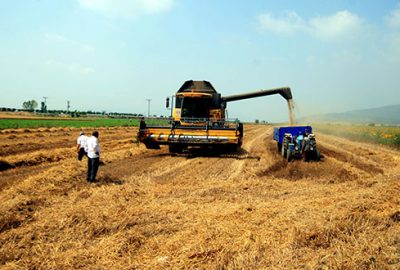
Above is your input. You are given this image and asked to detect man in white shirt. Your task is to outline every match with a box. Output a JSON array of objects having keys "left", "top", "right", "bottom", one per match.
[
  {"left": 76, "top": 131, "right": 88, "bottom": 161},
  {"left": 86, "top": 130, "right": 100, "bottom": 182}
]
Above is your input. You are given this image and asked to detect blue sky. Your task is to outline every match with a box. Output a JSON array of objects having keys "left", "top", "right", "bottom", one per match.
[{"left": 0, "top": 0, "right": 399, "bottom": 122}]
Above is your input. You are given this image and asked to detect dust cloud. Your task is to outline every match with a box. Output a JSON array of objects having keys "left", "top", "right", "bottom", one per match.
[{"left": 287, "top": 99, "right": 296, "bottom": 126}]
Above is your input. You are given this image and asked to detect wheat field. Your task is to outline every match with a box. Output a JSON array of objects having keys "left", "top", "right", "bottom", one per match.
[{"left": 0, "top": 125, "right": 399, "bottom": 269}]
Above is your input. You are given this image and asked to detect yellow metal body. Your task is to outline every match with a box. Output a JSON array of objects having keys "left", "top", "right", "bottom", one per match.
[
  {"left": 141, "top": 126, "right": 241, "bottom": 146},
  {"left": 137, "top": 86, "right": 243, "bottom": 150},
  {"left": 173, "top": 92, "right": 224, "bottom": 124}
]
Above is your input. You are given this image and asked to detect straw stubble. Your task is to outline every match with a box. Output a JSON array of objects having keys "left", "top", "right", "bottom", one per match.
[{"left": 0, "top": 126, "right": 399, "bottom": 269}]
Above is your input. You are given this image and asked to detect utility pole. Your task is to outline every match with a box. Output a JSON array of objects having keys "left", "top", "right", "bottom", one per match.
[
  {"left": 42, "top": 97, "right": 48, "bottom": 113},
  {"left": 67, "top": 100, "right": 70, "bottom": 113},
  {"left": 146, "top": 99, "right": 152, "bottom": 117}
]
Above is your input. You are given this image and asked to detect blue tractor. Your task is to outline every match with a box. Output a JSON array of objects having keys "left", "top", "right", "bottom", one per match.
[{"left": 273, "top": 126, "right": 320, "bottom": 161}]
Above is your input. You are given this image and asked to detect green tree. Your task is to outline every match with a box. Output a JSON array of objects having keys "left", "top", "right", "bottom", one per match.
[{"left": 22, "top": 100, "right": 38, "bottom": 111}]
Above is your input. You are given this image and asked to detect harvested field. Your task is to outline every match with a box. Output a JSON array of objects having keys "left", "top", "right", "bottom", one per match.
[{"left": 0, "top": 125, "right": 399, "bottom": 269}]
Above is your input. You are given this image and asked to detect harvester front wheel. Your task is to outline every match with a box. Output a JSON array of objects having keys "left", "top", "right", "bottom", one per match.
[{"left": 169, "top": 145, "right": 183, "bottom": 154}]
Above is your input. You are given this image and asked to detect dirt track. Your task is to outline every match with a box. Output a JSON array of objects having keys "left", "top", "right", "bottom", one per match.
[{"left": 0, "top": 125, "right": 399, "bottom": 269}]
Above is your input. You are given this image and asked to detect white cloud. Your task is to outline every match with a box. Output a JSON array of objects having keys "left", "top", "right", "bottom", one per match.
[
  {"left": 46, "top": 60, "right": 96, "bottom": 75},
  {"left": 382, "top": 5, "right": 400, "bottom": 63},
  {"left": 258, "top": 11, "right": 306, "bottom": 35},
  {"left": 82, "top": 44, "right": 96, "bottom": 52},
  {"left": 78, "top": 0, "right": 176, "bottom": 17},
  {"left": 44, "top": 33, "right": 69, "bottom": 43},
  {"left": 69, "top": 64, "right": 96, "bottom": 74},
  {"left": 386, "top": 5, "right": 400, "bottom": 28},
  {"left": 45, "top": 33, "right": 95, "bottom": 52},
  {"left": 384, "top": 33, "right": 400, "bottom": 63},
  {"left": 258, "top": 10, "right": 364, "bottom": 40},
  {"left": 309, "top": 11, "right": 363, "bottom": 40}
]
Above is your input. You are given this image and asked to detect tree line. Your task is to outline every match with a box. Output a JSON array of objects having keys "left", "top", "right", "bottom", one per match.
[{"left": 0, "top": 99, "right": 149, "bottom": 118}]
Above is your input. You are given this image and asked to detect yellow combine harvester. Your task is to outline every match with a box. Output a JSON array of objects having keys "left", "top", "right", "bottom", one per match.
[{"left": 137, "top": 80, "right": 292, "bottom": 153}]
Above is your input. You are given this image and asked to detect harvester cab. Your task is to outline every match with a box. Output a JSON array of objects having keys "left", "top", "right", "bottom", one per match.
[
  {"left": 169, "top": 80, "right": 224, "bottom": 125},
  {"left": 138, "top": 80, "right": 292, "bottom": 153}
]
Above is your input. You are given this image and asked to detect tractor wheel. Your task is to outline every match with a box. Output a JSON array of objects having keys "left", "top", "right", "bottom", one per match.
[
  {"left": 282, "top": 139, "right": 288, "bottom": 157},
  {"left": 286, "top": 149, "right": 293, "bottom": 162},
  {"left": 315, "top": 149, "right": 321, "bottom": 161},
  {"left": 303, "top": 151, "right": 310, "bottom": 162},
  {"left": 277, "top": 142, "right": 282, "bottom": 153}
]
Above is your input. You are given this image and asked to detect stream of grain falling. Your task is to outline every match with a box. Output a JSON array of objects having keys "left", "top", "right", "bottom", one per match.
[{"left": 287, "top": 99, "right": 295, "bottom": 126}]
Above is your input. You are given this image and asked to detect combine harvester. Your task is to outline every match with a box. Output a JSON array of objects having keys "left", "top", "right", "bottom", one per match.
[{"left": 137, "top": 80, "right": 292, "bottom": 153}]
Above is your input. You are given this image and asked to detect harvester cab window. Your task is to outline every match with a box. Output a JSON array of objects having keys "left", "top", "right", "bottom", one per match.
[
  {"left": 175, "top": 96, "right": 183, "bottom": 108},
  {"left": 181, "top": 97, "right": 211, "bottom": 119}
]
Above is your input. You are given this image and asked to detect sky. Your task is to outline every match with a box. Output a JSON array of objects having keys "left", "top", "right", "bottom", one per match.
[{"left": 0, "top": 0, "right": 399, "bottom": 122}]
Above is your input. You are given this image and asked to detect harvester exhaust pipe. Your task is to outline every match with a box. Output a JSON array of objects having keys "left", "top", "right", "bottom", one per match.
[{"left": 222, "top": 87, "right": 292, "bottom": 102}]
